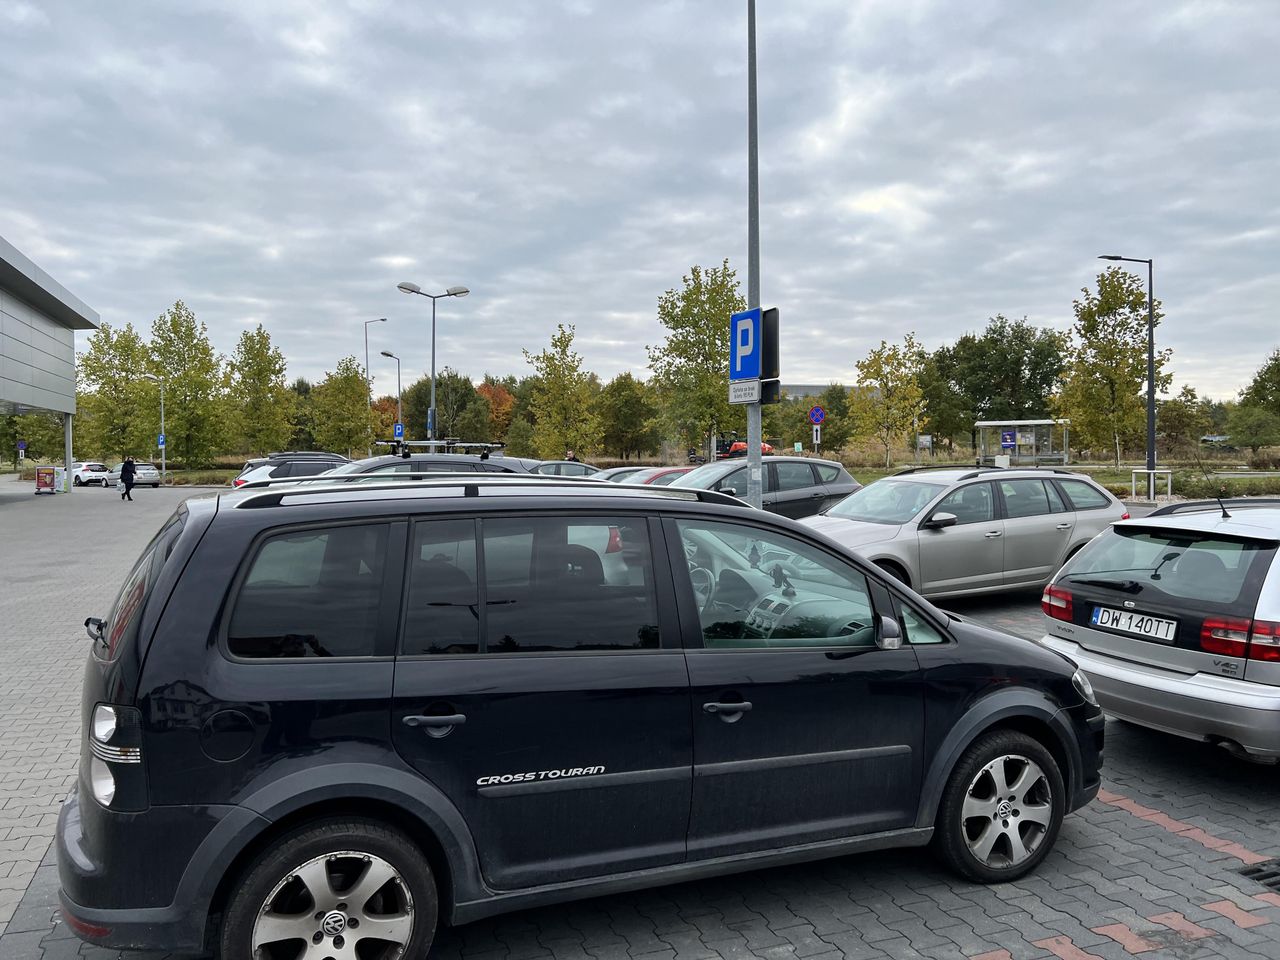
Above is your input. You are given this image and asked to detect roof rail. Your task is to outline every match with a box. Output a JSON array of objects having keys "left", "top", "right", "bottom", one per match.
[
  {"left": 231, "top": 475, "right": 749, "bottom": 510},
  {"left": 1148, "top": 498, "right": 1280, "bottom": 518},
  {"left": 236, "top": 472, "right": 592, "bottom": 491},
  {"left": 374, "top": 439, "right": 507, "bottom": 459}
]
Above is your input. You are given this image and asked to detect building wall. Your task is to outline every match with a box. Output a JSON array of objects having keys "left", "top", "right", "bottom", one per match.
[{"left": 0, "top": 286, "right": 76, "bottom": 416}]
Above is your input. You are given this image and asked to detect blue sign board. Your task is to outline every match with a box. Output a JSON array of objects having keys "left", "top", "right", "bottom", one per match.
[
  {"left": 427, "top": 409, "right": 436, "bottom": 435},
  {"left": 808, "top": 406, "right": 826, "bottom": 425},
  {"left": 16, "top": 441, "right": 26, "bottom": 450},
  {"left": 394, "top": 422, "right": 405, "bottom": 440},
  {"left": 1000, "top": 431, "right": 1016, "bottom": 449},
  {"left": 729, "top": 308, "right": 762, "bottom": 382},
  {"left": 157, "top": 434, "right": 165, "bottom": 449}
]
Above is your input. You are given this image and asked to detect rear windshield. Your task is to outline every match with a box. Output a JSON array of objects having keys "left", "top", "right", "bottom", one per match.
[
  {"left": 1063, "top": 527, "right": 1275, "bottom": 609},
  {"left": 101, "top": 511, "right": 186, "bottom": 660},
  {"left": 825, "top": 479, "right": 945, "bottom": 524}
]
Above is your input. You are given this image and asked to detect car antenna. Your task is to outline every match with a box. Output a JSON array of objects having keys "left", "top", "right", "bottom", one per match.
[{"left": 1192, "top": 448, "right": 1231, "bottom": 519}]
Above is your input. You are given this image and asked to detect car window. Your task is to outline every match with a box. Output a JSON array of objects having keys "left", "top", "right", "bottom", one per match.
[
  {"left": 102, "top": 512, "right": 186, "bottom": 661},
  {"left": 286, "top": 461, "right": 334, "bottom": 478},
  {"left": 774, "top": 462, "right": 816, "bottom": 491},
  {"left": 561, "top": 463, "right": 591, "bottom": 476},
  {"left": 935, "top": 482, "right": 993, "bottom": 525},
  {"left": 228, "top": 524, "right": 389, "bottom": 659},
  {"left": 650, "top": 471, "right": 685, "bottom": 486},
  {"left": 1065, "top": 528, "right": 1273, "bottom": 608},
  {"left": 900, "top": 602, "right": 946, "bottom": 644},
  {"left": 1058, "top": 478, "right": 1110, "bottom": 510},
  {"left": 1000, "top": 479, "right": 1053, "bottom": 519},
  {"left": 826, "top": 479, "right": 945, "bottom": 524},
  {"left": 675, "top": 519, "right": 876, "bottom": 649},
  {"left": 482, "top": 517, "right": 658, "bottom": 653},
  {"left": 815, "top": 463, "right": 841, "bottom": 483},
  {"left": 403, "top": 520, "right": 480, "bottom": 655},
  {"left": 1045, "top": 481, "right": 1068, "bottom": 513}
]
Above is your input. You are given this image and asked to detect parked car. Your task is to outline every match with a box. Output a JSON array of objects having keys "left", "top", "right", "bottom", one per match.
[
  {"left": 802, "top": 467, "right": 1128, "bottom": 598},
  {"left": 317, "top": 453, "right": 542, "bottom": 479},
  {"left": 721, "top": 440, "right": 774, "bottom": 458},
  {"left": 60, "top": 477, "right": 1102, "bottom": 955},
  {"left": 71, "top": 462, "right": 110, "bottom": 487},
  {"left": 594, "top": 465, "right": 651, "bottom": 482},
  {"left": 621, "top": 466, "right": 693, "bottom": 486},
  {"left": 1040, "top": 498, "right": 1280, "bottom": 762},
  {"left": 105, "top": 462, "right": 161, "bottom": 488},
  {"left": 530, "top": 459, "right": 600, "bottom": 477},
  {"left": 674, "top": 456, "right": 859, "bottom": 518},
  {"left": 232, "top": 451, "right": 349, "bottom": 487}
]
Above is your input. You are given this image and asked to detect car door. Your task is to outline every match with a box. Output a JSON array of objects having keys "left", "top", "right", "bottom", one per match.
[
  {"left": 917, "top": 481, "right": 1004, "bottom": 594},
  {"left": 391, "top": 513, "right": 692, "bottom": 890},
  {"left": 768, "top": 461, "right": 823, "bottom": 518},
  {"left": 669, "top": 515, "right": 923, "bottom": 859},
  {"left": 997, "top": 478, "right": 1075, "bottom": 586}
]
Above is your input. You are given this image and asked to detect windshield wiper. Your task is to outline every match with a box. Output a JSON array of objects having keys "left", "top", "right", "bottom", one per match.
[{"left": 1064, "top": 575, "right": 1143, "bottom": 593}]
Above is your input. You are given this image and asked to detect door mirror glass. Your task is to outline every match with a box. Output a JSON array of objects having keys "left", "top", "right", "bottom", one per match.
[
  {"left": 876, "top": 614, "right": 903, "bottom": 650},
  {"left": 924, "top": 511, "right": 957, "bottom": 529}
]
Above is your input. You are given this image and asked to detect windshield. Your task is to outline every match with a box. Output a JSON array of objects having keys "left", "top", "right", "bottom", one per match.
[
  {"left": 825, "top": 479, "right": 945, "bottom": 524},
  {"left": 674, "top": 461, "right": 739, "bottom": 490}
]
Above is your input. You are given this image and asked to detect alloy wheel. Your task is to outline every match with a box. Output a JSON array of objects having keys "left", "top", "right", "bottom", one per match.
[{"left": 960, "top": 753, "right": 1054, "bottom": 868}]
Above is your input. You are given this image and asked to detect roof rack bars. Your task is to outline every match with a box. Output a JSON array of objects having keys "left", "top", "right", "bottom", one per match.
[{"left": 1148, "top": 497, "right": 1280, "bottom": 518}]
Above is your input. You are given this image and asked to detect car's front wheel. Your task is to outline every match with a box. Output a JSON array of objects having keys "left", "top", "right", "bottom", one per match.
[
  {"left": 934, "top": 729, "right": 1064, "bottom": 882},
  {"left": 221, "top": 819, "right": 438, "bottom": 960}
]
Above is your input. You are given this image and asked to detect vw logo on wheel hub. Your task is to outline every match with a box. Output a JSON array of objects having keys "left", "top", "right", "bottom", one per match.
[
  {"left": 995, "top": 800, "right": 1013, "bottom": 819},
  {"left": 321, "top": 910, "right": 348, "bottom": 937}
]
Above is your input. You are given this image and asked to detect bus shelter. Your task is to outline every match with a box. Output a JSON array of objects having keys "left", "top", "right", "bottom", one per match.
[{"left": 975, "top": 419, "right": 1070, "bottom": 466}]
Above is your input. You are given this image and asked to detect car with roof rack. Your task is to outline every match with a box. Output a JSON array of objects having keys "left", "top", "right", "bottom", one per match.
[
  {"left": 802, "top": 466, "right": 1128, "bottom": 597},
  {"left": 60, "top": 475, "right": 1103, "bottom": 956},
  {"left": 1040, "top": 498, "right": 1280, "bottom": 762}
]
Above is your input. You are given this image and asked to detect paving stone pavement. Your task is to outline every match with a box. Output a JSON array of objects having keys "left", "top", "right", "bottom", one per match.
[{"left": 2, "top": 479, "right": 1279, "bottom": 960}]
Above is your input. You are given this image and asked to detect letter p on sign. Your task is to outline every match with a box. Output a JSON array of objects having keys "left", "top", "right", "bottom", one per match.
[
  {"left": 735, "top": 318, "right": 753, "bottom": 373},
  {"left": 729, "top": 308, "right": 762, "bottom": 381}
]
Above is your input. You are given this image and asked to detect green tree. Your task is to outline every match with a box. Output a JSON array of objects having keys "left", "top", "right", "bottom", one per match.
[
  {"left": 1227, "top": 405, "right": 1280, "bottom": 456},
  {"left": 504, "top": 418, "right": 536, "bottom": 458},
  {"left": 288, "top": 377, "right": 316, "bottom": 450},
  {"left": 402, "top": 369, "right": 491, "bottom": 442},
  {"left": 597, "top": 372, "right": 660, "bottom": 459},
  {"left": 1241, "top": 348, "right": 1280, "bottom": 417},
  {"left": 0, "top": 413, "right": 64, "bottom": 463},
  {"left": 524, "top": 323, "right": 603, "bottom": 458},
  {"left": 647, "top": 260, "right": 747, "bottom": 451},
  {"left": 311, "top": 356, "right": 375, "bottom": 456},
  {"left": 1157, "top": 385, "right": 1211, "bottom": 457},
  {"left": 149, "top": 301, "right": 228, "bottom": 468},
  {"left": 228, "top": 325, "right": 294, "bottom": 455},
  {"left": 76, "top": 322, "right": 153, "bottom": 460},
  {"left": 1055, "top": 268, "right": 1170, "bottom": 466},
  {"left": 849, "top": 334, "right": 926, "bottom": 468}
]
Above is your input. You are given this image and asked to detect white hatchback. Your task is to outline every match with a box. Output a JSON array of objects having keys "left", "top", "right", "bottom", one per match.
[
  {"left": 71, "top": 462, "right": 110, "bottom": 487},
  {"left": 106, "top": 462, "right": 162, "bottom": 488}
]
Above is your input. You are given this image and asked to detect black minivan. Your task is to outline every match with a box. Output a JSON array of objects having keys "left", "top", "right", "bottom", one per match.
[{"left": 60, "top": 478, "right": 1102, "bottom": 957}]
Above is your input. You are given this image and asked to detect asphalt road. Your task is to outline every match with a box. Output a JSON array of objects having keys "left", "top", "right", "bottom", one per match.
[{"left": 2, "top": 479, "right": 1276, "bottom": 960}]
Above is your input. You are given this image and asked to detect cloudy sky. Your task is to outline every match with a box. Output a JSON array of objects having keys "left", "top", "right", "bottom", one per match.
[{"left": 2, "top": 0, "right": 1276, "bottom": 400}]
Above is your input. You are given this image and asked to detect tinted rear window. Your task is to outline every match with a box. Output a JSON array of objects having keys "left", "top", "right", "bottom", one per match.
[
  {"left": 1058, "top": 478, "right": 1110, "bottom": 510},
  {"left": 102, "top": 512, "right": 186, "bottom": 660}
]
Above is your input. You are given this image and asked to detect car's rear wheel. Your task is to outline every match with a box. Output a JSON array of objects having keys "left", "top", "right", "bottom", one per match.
[
  {"left": 220, "top": 819, "right": 437, "bottom": 960},
  {"left": 873, "top": 559, "right": 909, "bottom": 587},
  {"left": 934, "top": 729, "right": 1064, "bottom": 882},
  {"left": 73, "top": 476, "right": 81, "bottom": 486}
]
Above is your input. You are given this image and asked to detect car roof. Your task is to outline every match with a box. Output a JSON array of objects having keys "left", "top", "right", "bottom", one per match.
[
  {"left": 1116, "top": 504, "right": 1280, "bottom": 543},
  {"left": 886, "top": 467, "right": 1098, "bottom": 485}
]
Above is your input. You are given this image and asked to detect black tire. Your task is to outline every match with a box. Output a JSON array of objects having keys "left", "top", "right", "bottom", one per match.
[
  {"left": 220, "top": 819, "right": 438, "bottom": 960},
  {"left": 933, "top": 729, "right": 1065, "bottom": 883},
  {"left": 73, "top": 476, "right": 81, "bottom": 486},
  {"left": 873, "top": 559, "right": 909, "bottom": 587},
  {"left": 152, "top": 483, "right": 160, "bottom": 488}
]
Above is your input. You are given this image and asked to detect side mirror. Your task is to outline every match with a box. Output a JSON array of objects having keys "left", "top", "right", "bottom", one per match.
[
  {"left": 84, "top": 617, "right": 105, "bottom": 643},
  {"left": 923, "top": 511, "right": 957, "bottom": 530},
  {"left": 876, "top": 614, "right": 903, "bottom": 650},
  {"left": 718, "top": 485, "right": 738, "bottom": 496}
]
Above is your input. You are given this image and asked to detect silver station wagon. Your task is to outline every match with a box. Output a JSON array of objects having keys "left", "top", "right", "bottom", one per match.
[
  {"left": 802, "top": 467, "right": 1128, "bottom": 598},
  {"left": 1040, "top": 499, "right": 1280, "bottom": 761}
]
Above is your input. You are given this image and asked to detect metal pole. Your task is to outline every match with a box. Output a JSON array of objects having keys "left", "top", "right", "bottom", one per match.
[
  {"left": 159, "top": 383, "right": 165, "bottom": 482},
  {"left": 744, "top": 0, "right": 763, "bottom": 510},
  {"left": 396, "top": 357, "right": 403, "bottom": 426},
  {"left": 1146, "top": 259, "right": 1156, "bottom": 500},
  {"left": 430, "top": 295, "right": 440, "bottom": 442}
]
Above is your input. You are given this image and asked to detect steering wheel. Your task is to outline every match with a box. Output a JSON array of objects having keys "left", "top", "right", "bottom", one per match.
[{"left": 689, "top": 566, "right": 715, "bottom": 610}]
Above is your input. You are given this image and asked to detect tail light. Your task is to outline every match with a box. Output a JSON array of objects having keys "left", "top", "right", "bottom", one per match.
[
  {"left": 87, "top": 704, "right": 146, "bottom": 811},
  {"left": 1041, "top": 584, "right": 1073, "bottom": 622},
  {"left": 1250, "top": 620, "right": 1280, "bottom": 662},
  {"left": 1120, "top": 512, "right": 1130, "bottom": 520},
  {"left": 605, "top": 527, "right": 623, "bottom": 553},
  {"left": 1201, "top": 617, "right": 1251, "bottom": 658},
  {"left": 233, "top": 478, "right": 246, "bottom": 487}
]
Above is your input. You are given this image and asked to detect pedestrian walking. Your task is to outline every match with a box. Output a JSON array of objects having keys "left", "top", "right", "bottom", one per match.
[
  {"left": 565, "top": 449, "right": 579, "bottom": 462},
  {"left": 120, "top": 457, "right": 136, "bottom": 501}
]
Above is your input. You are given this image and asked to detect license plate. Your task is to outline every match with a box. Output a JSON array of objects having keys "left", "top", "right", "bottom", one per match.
[{"left": 1091, "top": 606, "right": 1177, "bottom": 643}]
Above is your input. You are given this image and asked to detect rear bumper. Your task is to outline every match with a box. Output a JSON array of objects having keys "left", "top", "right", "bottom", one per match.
[{"left": 1043, "top": 635, "right": 1280, "bottom": 758}]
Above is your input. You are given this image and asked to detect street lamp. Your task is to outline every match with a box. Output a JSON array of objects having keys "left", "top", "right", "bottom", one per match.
[
  {"left": 1098, "top": 254, "right": 1156, "bottom": 500},
  {"left": 363, "top": 318, "right": 387, "bottom": 456},
  {"left": 396, "top": 282, "right": 470, "bottom": 440},
  {"left": 380, "top": 350, "right": 402, "bottom": 426},
  {"left": 141, "top": 373, "right": 166, "bottom": 483}
]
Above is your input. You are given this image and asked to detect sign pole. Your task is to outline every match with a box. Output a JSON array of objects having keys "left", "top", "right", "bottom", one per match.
[{"left": 744, "top": 0, "right": 763, "bottom": 510}]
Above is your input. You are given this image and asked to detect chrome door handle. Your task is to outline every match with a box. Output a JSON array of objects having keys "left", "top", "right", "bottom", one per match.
[
  {"left": 1055, "top": 523, "right": 1071, "bottom": 530},
  {"left": 984, "top": 531, "right": 1002, "bottom": 539},
  {"left": 403, "top": 714, "right": 466, "bottom": 739}
]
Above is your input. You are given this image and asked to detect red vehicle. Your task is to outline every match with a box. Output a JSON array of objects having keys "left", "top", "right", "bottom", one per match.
[
  {"left": 620, "top": 466, "right": 694, "bottom": 486},
  {"left": 721, "top": 440, "right": 774, "bottom": 459}
]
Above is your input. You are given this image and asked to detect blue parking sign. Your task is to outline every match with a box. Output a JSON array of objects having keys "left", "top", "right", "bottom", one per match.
[
  {"left": 158, "top": 434, "right": 165, "bottom": 449},
  {"left": 394, "top": 422, "right": 404, "bottom": 440},
  {"left": 729, "top": 308, "right": 762, "bottom": 382}
]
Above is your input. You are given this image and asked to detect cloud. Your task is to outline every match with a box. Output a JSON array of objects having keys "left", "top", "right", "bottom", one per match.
[{"left": 0, "top": 0, "right": 1276, "bottom": 402}]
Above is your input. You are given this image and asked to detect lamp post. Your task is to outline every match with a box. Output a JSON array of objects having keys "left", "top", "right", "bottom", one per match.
[
  {"left": 380, "top": 350, "right": 402, "bottom": 426},
  {"left": 1098, "top": 254, "right": 1156, "bottom": 500},
  {"left": 141, "top": 373, "right": 165, "bottom": 483},
  {"left": 396, "top": 282, "right": 470, "bottom": 439},
  {"left": 363, "top": 318, "right": 386, "bottom": 456}
]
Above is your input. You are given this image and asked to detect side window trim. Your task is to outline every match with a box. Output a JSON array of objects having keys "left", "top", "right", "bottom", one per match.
[{"left": 889, "top": 592, "right": 955, "bottom": 646}]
